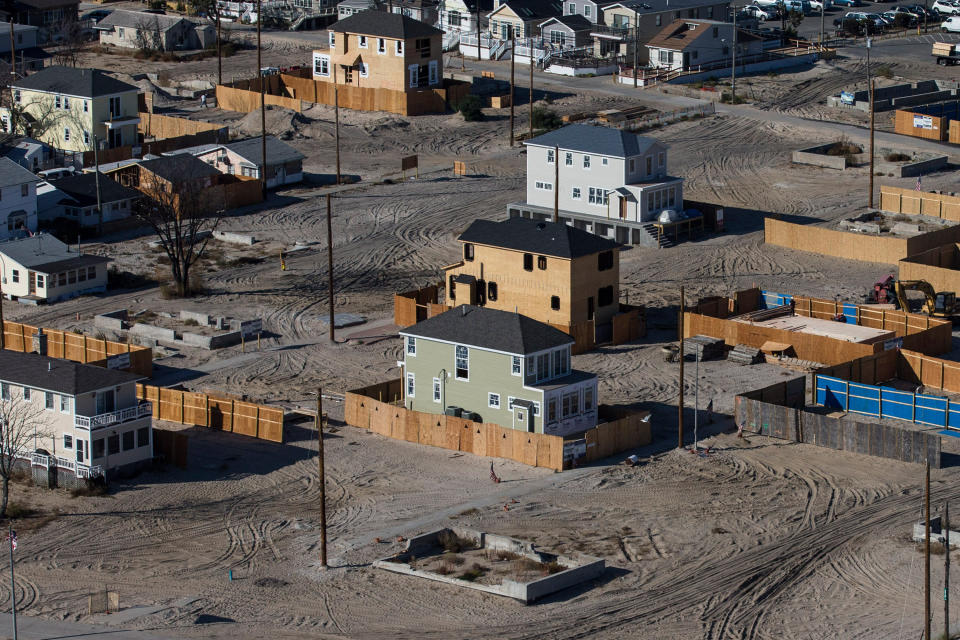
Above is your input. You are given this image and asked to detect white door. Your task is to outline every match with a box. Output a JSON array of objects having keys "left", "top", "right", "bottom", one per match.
[{"left": 513, "top": 406, "right": 530, "bottom": 432}]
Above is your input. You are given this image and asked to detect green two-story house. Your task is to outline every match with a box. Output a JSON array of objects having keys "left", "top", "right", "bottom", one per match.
[{"left": 399, "top": 305, "right": 599, "bottom": 437}]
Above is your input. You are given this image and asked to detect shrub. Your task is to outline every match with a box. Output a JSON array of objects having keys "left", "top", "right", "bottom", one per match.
[
  {"left": 459, "top": 563, "right": 487, "bottom": 582},
  {"left": 875, "top": 65, "right": 893, "bottom": 79},
  {"left": 183, "top": 318, "right": 200, "bottom": 327},
  {"left": 458, "top": 95, "right": 484, "bottom": 121},
  {"left": 885, "top": 152, "right": 911, "bottom": 162},
  {"left": 825, "top": 136, "right": 862, "bottom": 156},
  {"left": 438, "top": 530, "right": 474, "bottom": 553},
  {"left": 5, "top": 503, "right": 35, "bottom": 519},
  {"left": 531, "top": 106, "right": 561, "bottom": 131},
  {"left": 719, "top": 92, "right": 745, "bottom": 104}
]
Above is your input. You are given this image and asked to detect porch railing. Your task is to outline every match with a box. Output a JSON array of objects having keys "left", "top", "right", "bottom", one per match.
[{"left": 75, "top": 402, "right": 152, "bottom": 430}]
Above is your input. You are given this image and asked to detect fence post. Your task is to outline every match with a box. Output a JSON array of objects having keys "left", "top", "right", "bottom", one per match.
[
  {"left": 255, "top": 405, "right": 260, "bottom": 438},
  {"left": 180, "top": 392, "right": 185, "bottom": 424},
  {"left": 845, "top": 380, "right": 849, "bottom": 412},
  {"left": 205, "top": 394, "right": 210, "bottom": 428},
  {"left": 231, "top": 399, "right": 235, "bottom": 431}
]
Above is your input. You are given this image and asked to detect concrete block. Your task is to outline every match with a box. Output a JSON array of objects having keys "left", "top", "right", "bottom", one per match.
[
  {"left": 213, "top": 230, "right": 257, "bottom": 245},
  {"left": 891, "top": 222, "right": 922, "bottom": 237},
  {"left": 215, "top": 316, "right": 229, "bottom": 330},
  {"left": 792, "top": 145, "right": 849, "bottom": 170},
  {"left": 180, "top": 310, "right": 210, "bottom": 326},
  {"left": 207, "top": 331, "right": 242, "bottom": 349},
  {"left": 853, "top": 222, "right": 881, "bottom": 234},
  {"left": 129, "top": 323, "right": 176, "bottom": 342},
  {"left": 95, "top": 309, "right": 129, "bottom": 332}
]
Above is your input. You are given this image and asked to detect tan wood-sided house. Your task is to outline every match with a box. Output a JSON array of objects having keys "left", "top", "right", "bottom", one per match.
[
  {"left": 646, "top": 18, "right": 762, "bottom": 71},
  {"left": 487, "top": 0, "right": 562, "bottom": 39},
  {"left": 444, "top": 217, "right": 622, "bottom": 332},
  {"left": 315, "top": 10, "right": 444, "bottom": 92}
]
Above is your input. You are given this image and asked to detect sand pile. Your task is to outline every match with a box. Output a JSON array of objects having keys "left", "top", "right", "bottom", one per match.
[{"left": 235, "top": 106, "right": 311, "bottom": 139}]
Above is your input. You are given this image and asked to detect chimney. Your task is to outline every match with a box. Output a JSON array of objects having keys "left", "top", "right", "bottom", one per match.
[
  {"left": 47, "top": 362, "right": 52, "bottom": 372},
  {"left": 33, "top": 328, "right": 47, "bottom": 356}
]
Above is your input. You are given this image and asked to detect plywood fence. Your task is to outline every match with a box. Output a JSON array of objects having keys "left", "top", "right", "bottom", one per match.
[
  {"left": 880, "top": 185, "right": 960, "bottom": 221},
  {"left": 894, "top": 109, "right": 948, "bottom": 141},
  {"left": 215, "top": 84, "right": 303, "bottom": 113},
  {"left": 898, "top": 349, "right": 960, "bottom": 394},
  {"left": 1, "top": 320, "right": 152, "bottom": 376},
  {"left": 138, "top": 113, "right": 228, "bottom": 140},
  {"left": 816, "top": 348, "right": 899, "bottom": 387},
  {"left": 278, "top": 73, "right": 469, "bottom": 116},
  {"left": 137, "top": 384, "right": 284, "bottom": 443},
  {"left": 765, "top": 217, "right": 909, "bottom": 264},
  {"left": 899, "top": 244, "right": 960, "bottom": 294},
  {"left": 344, "top": 381, "right": 651, "bottom": 471},
  {"left": 951, "top": 120, "right": 960, "bottom": 145},
  {"left": 393, "top": 284, "right": 442, "bottom": 327},
  {"left": 152, "top": 428, "right": 188, "bottom": 469}
]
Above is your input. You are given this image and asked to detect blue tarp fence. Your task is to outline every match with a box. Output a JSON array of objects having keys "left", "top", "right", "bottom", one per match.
[{"left": 815, "top": 374, "right": 960, "bottom": 429}]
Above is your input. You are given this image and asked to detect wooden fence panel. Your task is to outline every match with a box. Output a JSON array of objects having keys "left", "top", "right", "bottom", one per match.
[
  {"left": 232, "top": 401, "right": 259, "bottom": 437},
  {"left": 183, "top": 392, "right": 208, "bottom": 426},
  {"left": 369, "top": 400, "right": 393, "bottom": 437},
  {"left": 208, "top": 398, "right": 234, "bottom": 432},
  {"left": 259, "top": 407, "right": 284, "bottom": 443}
]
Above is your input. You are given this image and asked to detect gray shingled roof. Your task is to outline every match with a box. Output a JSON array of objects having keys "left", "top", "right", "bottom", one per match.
[
  {"left": 0, "top": 157, "right": 40, "bottom": 188},
  {"left": 491, "top": 0, "right": 562, "bottom": 19},
  {"left": 13, "top": 66, "right": 138, "bottom": 98},
  {"left": 331, "top": 10, "right": 443, "bottom": 38},
  {"left": 138, "top": 155, "right": 220, "bottom": 183},
  {"left": 0, "top": 350, "right": 142, "bottom": 396},
  {"left": 96, "top": 9, "right": 190, "bottom": 31},
  {"left": 540, "top": 14, "right": 593, "bottom": 30},
  {"left": 400, "top": 305, "right": 573, "bottom": 355},
  {"left": 458, "top": 217, "right": 619, "bottom": 259},
  {"left": 0, "top": 233, "right": 111, "bottom": 273},
  {"left": 525, "top": 124, "right": 658, "bottom": 157},
  {"left": 226, "top": 137, "right": 305, "bottom": 166},
  {"left": 50, "top": 172, "right": 140, "bottom": 207}
]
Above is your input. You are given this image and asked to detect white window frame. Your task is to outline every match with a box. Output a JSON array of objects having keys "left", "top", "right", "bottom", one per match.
[
  {"left": 455, "top": 345, "right": 469, "bottom": 380},
  {"left": 378, "top": 37, "right": 386, "bottom": 53},
  {"left": 547, "top": 149, "right": 555, "bottom": 164},
  {"left": 535, "top": 181, "right": 553, "bottom": 191},
  {"left": 432, "top": 377, "right": 441, "bottom": 403},
  {"left": 44, "top": 392, "right": 54, "bottom": 410},
  {"left": 60, "top": 395, "right": 70, "bottom": 413},
  {"left": 359, "top": 62, "right": 369, "bottom": 78},
  {"left": 572, "top": 187, "right": 581, "bottom": 200},
  {"left": 565, "top": 152, "right": 573, "bottom": 166},
  {"left": 64, "top": 126, "right": 70, "bottom": 141},
  {"left": 314, "top": 53, "right": 330, "bottom": 77},
  {"left": 359, "top": 35, "right": 368, "bottom": 48},
  {"left": 63, "top": 434, "right": 73, "bottom": 449},
  {"left": 406, "top": 336, "right": 416, "bottom": 356},
  {"left": 0, "top": 383, "right": 8, "bottom": 401},
  {"left": 583, "top": 155, "right": 591, "bottom": 169},
  {"left": 406, "top": 372, "right": 415, "bottom": 397},
  {"left": 22, "top": 387, "right": 29, "bottom": 401},
  {"left": 329, "top": 31, "right": 335, "bottom": 46},
  {"left": 511, "top": 355, "right": 521, "bottom": 376},
  {"left": 396, "top": 40, "right": 404, "bottom": 56},
  {"left": 602, "top": 157, "right": 608, "bottom": 165},
  {"left": 488, "top": 392, "right": 500, "bottom": 409},
  {"left": 584, "top": 4, "right": 591, "bottom": 16},
  {"left": 10, "top": 270, "right": 18, "bottom": 284}
]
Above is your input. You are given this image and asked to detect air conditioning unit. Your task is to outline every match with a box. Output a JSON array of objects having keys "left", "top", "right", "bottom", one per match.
[{"left": 444, "top": 406, "right": 462, "bottom": 417}]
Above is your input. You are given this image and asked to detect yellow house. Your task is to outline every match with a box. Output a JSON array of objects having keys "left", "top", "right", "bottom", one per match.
[
  {"left": 315, "top": 10, "right": 444, "bottom": 91},
  {"left": 1, "top": 66, "right": 141, "bottom": 153}
]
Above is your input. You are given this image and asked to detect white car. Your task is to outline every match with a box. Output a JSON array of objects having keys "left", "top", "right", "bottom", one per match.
[
  {"left": 943, "top": 15, "right": 960, "bottom": 29},
  {"left": 934, "top": 0, "right": 960, "bottom": 15},
  {"left": 753, "top": 0, "right": 780, "bottom": 8},
  {"left": 809, "top": 0, "right": 829, "bottom": 10},
  {"left": 744, "top": 4, "right": 776, "bottom": 18}
]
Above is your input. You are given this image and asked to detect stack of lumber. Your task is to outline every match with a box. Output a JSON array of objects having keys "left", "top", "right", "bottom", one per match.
[
  {"left": 933, "top": 42, "right": 956, "bottom": 56},
  {"left": 728, "top": 344, "right": 763, "bottom": 365},
  {"left": 596, "top": 109, "right": 622, "bottom": 122},
  {"left": 684, "top": 335, "right": 725, "bottom": 361},
  {"left": 561, "top": 111, "right": 592, "bottom": 123},
  {"left": 598, "top": 106, "right": 656, "bottom": 123},
  {"left": 772, "top": 356, "right": 824, "bottom": 372},
  {"left": 733, "top": 305, "right": 793, "bottom": 323}
]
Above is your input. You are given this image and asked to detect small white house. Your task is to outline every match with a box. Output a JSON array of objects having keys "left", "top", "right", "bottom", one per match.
[
  {"left": 646, "top": 18, "right": 762, "bottom": 71},
  {"left": 167, "top": 136, "right": 305, "bottom": 189},
  {"left": 0, "top": 157, "right": 39, "bottom": 242},
  {"left": 0, "top": 233, "right": 111, "bottom": 303},
  {"left": 37, "top": 172, "right": 141, "bottom": 228}
]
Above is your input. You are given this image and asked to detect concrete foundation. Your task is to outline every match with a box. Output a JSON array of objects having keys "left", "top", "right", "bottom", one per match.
[
  {"left": 95, "top": 309, "right": 129, "bottom": 332},
  {"left": 213, "top": 230, "right": 257, "bottom": 245},
  {"left": 375, "top": 527, "right": 605, "bottom": 604},
  {"left": 828, "top": 80, "right": 960, "bottom": 112}
]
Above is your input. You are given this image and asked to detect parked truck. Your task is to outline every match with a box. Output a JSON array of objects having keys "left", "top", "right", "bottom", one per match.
[{"left": 932, "top": 41, "right": 960, "bottom": 65}]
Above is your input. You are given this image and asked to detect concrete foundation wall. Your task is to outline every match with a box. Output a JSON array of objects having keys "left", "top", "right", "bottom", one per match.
[
  {"left": 180, "top": 310, "right": 210, "bottom": 325},
  {"left": 212, "top": 230, "right": 256, "bottom": 245},
  {"left": 129, "top": 323, "right": 176, "bottom": 342},
  {"left": 792, "top": 144, "right": 849, "bottom": 170},
  {"left": 95, "top": 309, "right": 129, "bottom": 332}
]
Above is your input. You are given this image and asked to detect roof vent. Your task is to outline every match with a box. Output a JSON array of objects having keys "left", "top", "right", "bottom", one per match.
[
  {"left": 462, "top": 305, "right": 467, "bottom": 316},
  {"left": 47, "top": 362, "right": 52, "bottom": 372}
]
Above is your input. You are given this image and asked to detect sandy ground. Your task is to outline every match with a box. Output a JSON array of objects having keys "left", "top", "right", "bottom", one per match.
[{"left": 3, "top": 42, "right": 960, "bottom": 639}]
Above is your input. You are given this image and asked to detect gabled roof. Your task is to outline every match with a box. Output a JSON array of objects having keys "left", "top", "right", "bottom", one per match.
[
  {"left": 96, "top": 9, "right": 191, "bottom": 31},
  {"left": 490, "top": 0, "right": 562, "bottom": 19},
  {"left": 0, "top": 233, "right": 111, "bottom": 273},
  {"left": 0, "top": 156, "right": 39, "bottom": 188},
  {"left": 331, "top": 10, "right": 443, "bottom": 38},
  {"left": 646, "top": 18, "right": 760, "bottom": 50},
  {"left": 137, "top": 154, "right": 220, "bottom": 183},
  {"left": 49, "top": 172, "right": 140, "bottom": 207},
  {"left": 12, "top": 66, "right": 138, "bottom": 98},
  {"left": 458, "top": 217, "right": 619, "bottom": 259},
  {"left": 225, "top": 136, "right": 305, "bottom": 166},
  {"left": 524, "top": 123, "right": 659, "bottom": 157},
  {"left": 539, "top": 14, "right": 592, "bottom": 29},
  {"left": 601, "top": 0, "right": 725, "bottom": 14},
  {"left": 400, "top": 305, "right": 574, "bottom": 355},
  {"left": 0, "top": 350, "right": 142, "bottom": 396}
]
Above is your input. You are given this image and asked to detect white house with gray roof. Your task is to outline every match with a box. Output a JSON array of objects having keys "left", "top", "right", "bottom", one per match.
[
  {"left": 400, "top": 305, "right": 599, "bottom": 436},
  {"left": 0, "top": 350, "right": 153, "bottom": 480},
  {"left": 0, "top": 233, "right": 110, "bottom": 303},
  {"left": 95, "top": 10, "right": 215, "bottom": 51},
  {"left": 508, "top": 123, "right": 683, "bottom": 245},
  {"left": 0, "top": 157, "right": 39, "bottom": 242},
  {"left": 167, "top": 136, "right": 305, "bottom": 188}
]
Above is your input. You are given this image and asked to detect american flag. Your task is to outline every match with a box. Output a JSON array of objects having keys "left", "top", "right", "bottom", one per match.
[
  {"left": 7, "top": 530, "right": 17, "bottom": 551},
  {"left": 916, "top": 175, "right": 922, "bottom": 192}
]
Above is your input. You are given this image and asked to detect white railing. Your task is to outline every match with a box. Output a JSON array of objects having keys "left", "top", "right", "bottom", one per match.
[
  {"left": 27, "top": 453, "right": 103, "bottom": 479},
  {"left": 75, "top": 402, "right": 152, "bottom": 430}
]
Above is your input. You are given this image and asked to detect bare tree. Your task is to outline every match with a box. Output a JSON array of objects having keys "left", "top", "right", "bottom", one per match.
[
  {"left": 132, "top": 174, "right": 223, "bottom": 297},
  {"left": 5, "top": 92, "right": 87, "bottom": 146},
  {"left": 50, "top": 18, "right": 86, "bottom": 68},
  {"left": 0, "top": 388, "right": 52, "bottom": 517},
  {"left": 135, "top": 16, "right": 164, "bottom": 53}
]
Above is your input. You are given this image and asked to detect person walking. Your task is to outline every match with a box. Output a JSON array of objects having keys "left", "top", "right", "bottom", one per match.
[{"left": 200, "top": 94, "right": 207, "bottom": 108}]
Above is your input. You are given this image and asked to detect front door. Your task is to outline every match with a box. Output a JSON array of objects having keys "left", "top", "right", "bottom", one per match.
[
  {"left": 75, "top": 439, "right": 84, "bottom": 463},
  {"left": 682, "top": 51, "right": 690, "bottom": 70},
  {"left": 619, "top": 198, "right": 627, "bottom": 219},
  {"left": 96, "top": 389, "right": 115, "bottom": 414},
  {"left": 27, "top": 271, "right": 35, "bottom": 295},
  {"left": 514, "top": 406, "right": 530, "bottom": 432},
  {"left": 587, "top": 296, "right": 595, "bottom": 321}
]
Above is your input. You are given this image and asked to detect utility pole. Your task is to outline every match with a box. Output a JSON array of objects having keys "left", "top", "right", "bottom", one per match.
[
  {"left": 633, "top": 10, "right": 639, "bottom": 88},
  {"left": 819, "top": 0, "right": 825, "bottom": 50},
  {"left": 93, "top": 135, "right": 102, "bottom": 236},
  {"left": 678, "top": 285, "right": 685, "bottom": 449},
  {"left": 316, "top": 388, "right": 328, "bottom": 568},
  {"left": 509, "top": 35, "right": 515, "bottom": 146},
  {"left": 476, "top": 1, "right": 481, "bottom": 62},
  {"left": 731, "top": 7, "right": 737, "bottom": 101},
  {"left": 334, "top": 65, "right": 341, "bottom": 185},
  {"left": 8, "top": 20, "right": 15, "bottom": 83},
  {"left": 528, "top": 53, "right": 533, "bottom": 139},
  {"left": 869, "top": 78, "right": 875, "bottom": 209},
  {"left": 215, "top": 1, "right": 222, "bottom": 86},
  {"left": 553, "top": 144, "right": 559, "bottom": 222},
  {"left": 0, "top": 274, "right": 5, "bottom": 350},
  {"left": 327, "top": 194, "right": 335, "bottom": 343},
  {"left": 946, "top": 501, "right": 951, "bottom": 640},
  {"left": 927, "top": 461, "right": 932, "bottom": 640},
  {"left": 257, "top": 0, "right": 267, "bottom": 199},
  {"left": 7, "top": 20, "right": 14, "bottom": 137},
  {"left": 7, "top": 527, "right": 15, "bottom": 640}
]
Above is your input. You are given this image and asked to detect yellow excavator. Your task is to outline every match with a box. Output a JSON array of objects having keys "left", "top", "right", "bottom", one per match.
[{"left": 894, "top": 280, "right": 957, "bottom": 319}]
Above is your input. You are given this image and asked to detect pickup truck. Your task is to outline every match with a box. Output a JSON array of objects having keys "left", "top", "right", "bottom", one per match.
[{"left": 932, "top": 41, "right": 960, "bottom": 64}]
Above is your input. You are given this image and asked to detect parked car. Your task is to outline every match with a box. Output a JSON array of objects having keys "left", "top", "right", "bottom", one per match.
[
  {"left": 943, "top": 14, "right": 960, "bottom": 29},
  {"left": 910, "top": 4, "right": 939, "bottom": 19},
  {"left": 933, "top": 0, "right": 960, "bottom": 15},
  {"left": 834, "top": 0, "right": 865, "bottom": 8},
  {"left": 743, "top": 4, "right": 778, "bottom": 18},
  {"left": 753, "top": 0, "right": 782, "bottom": 8},
  {"left": 809, "top": 0, "right": 830, "bottom": 11},
  {"left": 890, "top": 4, "right": 921, "bottom": 17},
  {"left": 80, "top": 8, "right": 112, "bottom": 23},
  {"left": 883, "top": 8, "right": 918, "bottom": 24}
]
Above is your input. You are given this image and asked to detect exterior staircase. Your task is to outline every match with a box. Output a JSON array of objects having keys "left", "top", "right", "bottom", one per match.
[{"left": 641, "top": 222, "right": 674, "bottom": 248}]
